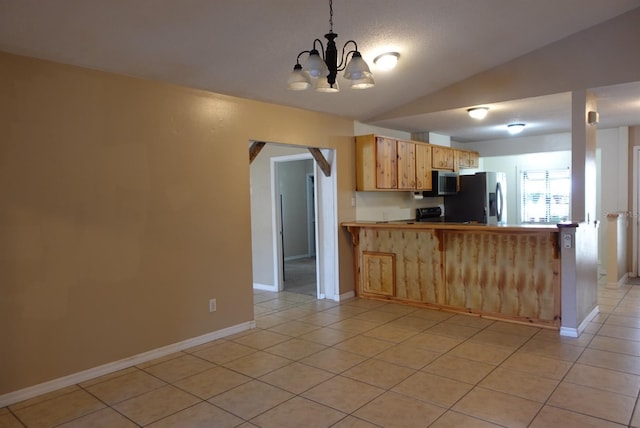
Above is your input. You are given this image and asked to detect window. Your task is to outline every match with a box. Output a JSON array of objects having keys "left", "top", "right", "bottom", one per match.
[{"left": 520, "top": 168, "right": 570, "bottom": 224}]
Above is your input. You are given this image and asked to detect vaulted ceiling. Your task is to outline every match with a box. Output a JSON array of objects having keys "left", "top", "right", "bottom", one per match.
[{"left": 1, "top": 0, "right": 640, "bottom": 141}]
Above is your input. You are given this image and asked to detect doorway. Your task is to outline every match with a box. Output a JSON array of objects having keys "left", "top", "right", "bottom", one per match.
[
  {"left": 276, "top": 157, "right": 317, "bottom": 296},
  {"left": 249, "top": 143, "right": 339, "bottom": 300}
]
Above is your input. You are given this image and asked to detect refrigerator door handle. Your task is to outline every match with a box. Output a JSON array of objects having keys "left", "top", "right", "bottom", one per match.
[{"left": 496, "top": 182, "right": 503, "bottom": 222}]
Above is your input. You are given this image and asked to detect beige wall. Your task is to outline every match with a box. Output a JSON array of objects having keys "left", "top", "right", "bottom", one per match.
[{"left": 0, "top": 51, "right": 355, "bottom": 395}]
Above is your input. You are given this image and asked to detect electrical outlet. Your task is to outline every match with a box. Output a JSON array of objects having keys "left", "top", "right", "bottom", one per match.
[{"left": 209, "top": 298, "right": 217, "bottom": 312}]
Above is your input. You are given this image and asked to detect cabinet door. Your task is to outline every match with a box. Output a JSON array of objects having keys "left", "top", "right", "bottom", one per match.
[
  {"left": 415, "top": 144, "right": 432, "bottom": 190},
  {"left": 457, "top": 150, "right": 470, "bottom": 168},
  {"left": 432, "top": 146, "right": 454, "bottom": 170},
  {"left": 397, "top": 140, "right": 416, "bottom": 190},
  {"left": 376, "top": 137, "right": 397, "bottom": 189},
  {"left": 362, "top": 252, "right": 395, "bottom": 296},
  {"left": 468, "top": 151, "right": 479, "bottom": 167}
]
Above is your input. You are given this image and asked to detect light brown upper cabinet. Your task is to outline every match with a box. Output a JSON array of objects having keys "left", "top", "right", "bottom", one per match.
[
  {"left": 356, "top": 135, "right": 476, "bottom": 191},
  {"left": 415, "top": 143, "right": 432, "bottom": 190},
  {"left": 467, "top": 151, "right": 479, "bottom": 168},
  {"left": 356, "top": 134, "right": 433, "bottom": 191},
  {"left": 431, "top": 146, "right": 455, "bottom": 170},
  {"left": 455, "top": 149, "right": 479, "bottom": 169},
  {"left": 373, "top": 136, "right": 398, "bottom": 189},
  {"left": 357, "top": 134, "right": 397, "bottom": 190},
  {"left": 396, "top": 139, "right": 416, "bottom": 190}
]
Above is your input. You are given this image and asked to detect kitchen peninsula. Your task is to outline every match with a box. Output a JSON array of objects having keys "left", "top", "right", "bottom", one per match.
[{"left": 343, "top": 221, "right": 561, "bottom": 329}]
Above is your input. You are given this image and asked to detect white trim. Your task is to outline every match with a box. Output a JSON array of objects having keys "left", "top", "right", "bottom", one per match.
[
  {"left": 0, "top": 321, "right": 255, "bottom": 408},
  {"left": 337, "top": 290, "right": 356, "bottom": 301},
  {"left": 306, "top": 172, "right": 316, "bottom": 258},
  {"left": 633, "top": 147, "right": 639, "bottom": 276},
  {"left": 515, "top": 165, "right": 522, "bottom": 224},
  {"left": 633, "top": 146, "right": 640, "bottom": 276},
  {"left": 253, "top": 282, "right": 277, "bottom": 292},
  {"left": 605, "top": 272, "right": 629, "bottom": 289},
  {"left": 316, "top": 149, "right": 340, "bottom": 301},
  {"left": 559, "top": 327, "right": 579, "bottom": 338},
  {"left": 559, "top": 305, "right": 599, "bottom": 337},
  {"left": 270, "top": 157, "right": 283, "bottom": 291}
]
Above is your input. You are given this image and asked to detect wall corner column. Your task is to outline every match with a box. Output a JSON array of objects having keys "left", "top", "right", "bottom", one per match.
[
  {"left": 559, "top": 222, "right": 599, "bottom": 337},
  {"left": 571, "top": 90, "right": 597, "bottom": 223}
]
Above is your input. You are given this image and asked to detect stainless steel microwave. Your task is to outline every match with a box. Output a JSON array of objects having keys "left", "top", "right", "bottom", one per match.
[{"left": 422, "top": 171, "right": 458, "bottom": 197}]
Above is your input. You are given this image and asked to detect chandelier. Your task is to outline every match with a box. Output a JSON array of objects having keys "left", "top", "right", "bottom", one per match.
[{"left": 287, "top": 0, "right": 374, "bottom": 92}]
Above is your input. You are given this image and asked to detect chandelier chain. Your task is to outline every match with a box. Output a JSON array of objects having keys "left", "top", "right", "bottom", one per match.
[{"left": 329, "top": 0, "right": 333, "bottom": 32}]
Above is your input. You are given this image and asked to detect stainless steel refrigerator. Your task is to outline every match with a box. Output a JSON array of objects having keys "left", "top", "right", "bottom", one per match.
[{"left": 444, "top": 172, "right": 506, "bottom": 225}]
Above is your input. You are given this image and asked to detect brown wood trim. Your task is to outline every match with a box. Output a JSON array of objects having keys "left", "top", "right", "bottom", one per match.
[
  {"left": 357, "top": 294, "right": 560, "bottom": 329},
  {"left": 346, "top": 226, "right": 360, "bottom": 246},
  {"left": 308, "top": 148, "right": 331, "bottom": 177},
  {"left": 249, "top": 141, "right": 266, "bottom": 163},
  {"left": 341, "top": 221, "right": 558, "bottom": 233}
]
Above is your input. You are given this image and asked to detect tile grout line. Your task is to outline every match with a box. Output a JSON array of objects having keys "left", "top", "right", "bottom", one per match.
[
  {"left": 524, "top": 280, "right": 636, "bottom": 427},
  {"left": 9, "top": 283, "right": 640, "bottom": 427}
]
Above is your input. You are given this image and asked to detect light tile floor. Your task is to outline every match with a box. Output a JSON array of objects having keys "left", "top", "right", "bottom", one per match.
[{"left": 4, "top": 277, "right": 640, "bottom": 427}]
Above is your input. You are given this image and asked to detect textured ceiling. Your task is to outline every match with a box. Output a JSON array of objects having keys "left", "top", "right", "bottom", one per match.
[{"left": 1, "top": 0, "right": 640, "bottom": 141}]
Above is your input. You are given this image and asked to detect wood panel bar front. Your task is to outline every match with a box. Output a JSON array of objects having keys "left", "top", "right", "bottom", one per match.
[{"left": 344, "top": 222, "right": 561, "bottom": 328}]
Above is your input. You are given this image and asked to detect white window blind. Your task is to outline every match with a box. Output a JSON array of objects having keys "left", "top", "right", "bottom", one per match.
[{"left": 520, "top": 168, "right": 570, "bottom": 224}]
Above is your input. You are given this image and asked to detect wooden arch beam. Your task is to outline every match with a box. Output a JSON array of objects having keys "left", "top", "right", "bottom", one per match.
[
  {"left": 249, "top": 141, "right": 266, "bottom": 163},
  {"left": 308, "top": 148, "right": 331, "bottom": 177},
  {"left": 249, "top": 141, "right": 331, "bottom": 178}
]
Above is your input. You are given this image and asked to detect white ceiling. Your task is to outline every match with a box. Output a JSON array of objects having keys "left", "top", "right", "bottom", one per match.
[{"left": 1, "top": 0, "right": 640, "bottom": 141}]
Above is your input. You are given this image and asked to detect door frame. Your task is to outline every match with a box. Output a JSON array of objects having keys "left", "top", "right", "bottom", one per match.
[
  {"left": 306, "top": 173, "right": 316, "bottom": 257},
  {"left": 633, "top": 146, "right": 640, "bottom": 277},
  {"left": 270, "top": 150, "right": 339, "bottom": 299}
]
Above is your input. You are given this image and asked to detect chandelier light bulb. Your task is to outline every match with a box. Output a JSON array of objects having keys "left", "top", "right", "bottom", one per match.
[
  {"left": 343, "top": 52, "right": 371, "bottom": 80},
  {"left": 303, "top": 50, "right": 329, "bottom": 78},
  {"left": 351, "top": 73, "right": 375, "bottom": 89},
  {"left": 287, "top": 64, "right": 311, "bottom": 90},
  {"left": 315, "top": 78, "right": 340, "bottom": 93}
]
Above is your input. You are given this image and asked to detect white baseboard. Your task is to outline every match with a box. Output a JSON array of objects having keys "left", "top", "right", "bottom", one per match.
[
  {"left": 606, "top": 273, "right": 629, "bottom": 289},
  {"left": 335, "top": 290, "right": 356, "bottom": 302},
  {"left": 0, "top": 320, "right": 256, "bottom": 408},
  {"left": 560, "top": 305, "right": 599, "bottom": 338},
  {"left": 621, "top": 272, "right": 630, "bottom": 286},
  {"left": 253, "top": 282, "right": 277, "bottom": 292}
]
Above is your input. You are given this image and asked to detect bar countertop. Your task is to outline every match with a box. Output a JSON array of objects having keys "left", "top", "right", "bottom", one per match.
[{"left": 341, "top": 220, "right": 560, "bottom": 233}]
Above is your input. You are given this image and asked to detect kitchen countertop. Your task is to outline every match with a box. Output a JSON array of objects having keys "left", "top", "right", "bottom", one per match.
[{"left": 341, "top": 220, "right": 560, "bottom": 232}]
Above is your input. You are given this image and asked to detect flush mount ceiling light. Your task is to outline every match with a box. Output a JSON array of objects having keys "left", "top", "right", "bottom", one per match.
[
  {"left": 507, "top": 123, "right": 526, "bottom": 134},
  {"left": 287, "top": 0, "right": 374, "bottom": 92},
  {"left": 373, "top": 52, "right": 400, "bottom": 71},
  {"left": 467, "top": 107, "right": 489, "bottom": 120}
]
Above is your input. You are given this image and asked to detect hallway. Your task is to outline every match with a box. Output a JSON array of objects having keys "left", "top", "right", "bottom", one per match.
[{"left": 283, "top": 257, "right": 316, "bottom": 297}]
